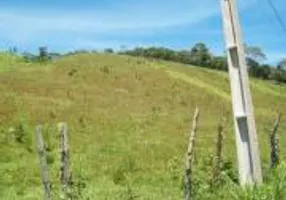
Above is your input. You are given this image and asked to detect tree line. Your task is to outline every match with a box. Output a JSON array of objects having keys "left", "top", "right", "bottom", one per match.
[
  {"left": 9, "top": 43, "right": 286, "bottom": 84},
  {"left": 119, "top": 43, "right": 286, "bottom": 84}
]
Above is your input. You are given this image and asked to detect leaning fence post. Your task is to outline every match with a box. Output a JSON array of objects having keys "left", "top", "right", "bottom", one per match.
[
  {"left": 36, "top": 125, "right": 51, "bottom": 200},
  {"left": 58, "top": 122, "right": 71, "bottom": 191},
  {"left": 270, "top": 113, "right": 282, "bottom": 168},
  {"left": 184, "top": 107, "right": 199, "bottom": 200}
]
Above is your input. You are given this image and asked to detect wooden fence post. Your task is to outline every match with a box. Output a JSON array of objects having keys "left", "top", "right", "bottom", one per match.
[
  {"left": 184, "top": 107, "right": 199, "bottom": 200},
  {"left": 58, "top": 122, "right": 71, "bottom": 190},
  {"left": 210, "top": 119, "right": 225, "bottom": 188},
  {"left": 270, "top": 113, "right": 282, "bottom": 168},
  {"left": 36, "top": 125, "right": 51, "bottom": 200}
]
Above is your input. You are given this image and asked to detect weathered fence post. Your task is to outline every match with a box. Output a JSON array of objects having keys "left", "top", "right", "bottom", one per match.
[
  {"left": 270, "top": 113, "right": 282, "bottom": 168},
  {"left": 184, "top": 107, "right": 199, "bottom": 200},
  {"left": 58, "top": 122, "right": 71, "bottom": 191},
  {"left": 210, "top": 119, "right": 225, "bottom": 188},
  {"left": 36, "top": 125, "right": 51, "bottom": 200}
]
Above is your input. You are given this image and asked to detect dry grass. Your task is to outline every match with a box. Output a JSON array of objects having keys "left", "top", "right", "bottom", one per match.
[{"left": 0, "top": 53, "right": 285, "bottom": 199}]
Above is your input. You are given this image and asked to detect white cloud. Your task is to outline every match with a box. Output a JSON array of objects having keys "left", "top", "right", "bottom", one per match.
[
  {"left": 0, "top": 0, "right": 259, "bottom": 51},
  {"left": 0, "top": 0, "right": 219, "bottom": 43}
]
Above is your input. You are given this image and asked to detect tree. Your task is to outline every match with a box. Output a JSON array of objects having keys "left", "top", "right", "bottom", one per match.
[
  {"left": 277, "top": 58, "right": 286, "bottom": 71},
  {"left": 176, "top": 50, "right": 192, "bottom": 64},
  {"left": 211, "top": 56, "right": 227, "bottom": 71},
  {"left": 270, "top": 70, "right": 286, "bottom": 83},
  {"left": 258, "top": 64, "right": 271, "bottom": 80},
  {"left": 38, "top": 46, "right": 50, "bottom": 63},
  {"left": 244, "top": 44, "right": 266, "bottom": 63},
  {"left": 104, "top": 48, "right": 114, "bottom": 54},
  {"left": 190, "top": 42, "right": 212, "bottom": 66},
  {"left": 9, "top": 46, "right": 18, "bottom": 54},
  {"left": 247, "top": 57, "right": 260, "bottom": 77}
]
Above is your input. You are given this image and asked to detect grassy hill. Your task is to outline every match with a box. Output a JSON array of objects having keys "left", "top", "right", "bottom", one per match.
[{"left": 0, "top": 53, "right": 286, "bottom": 199}]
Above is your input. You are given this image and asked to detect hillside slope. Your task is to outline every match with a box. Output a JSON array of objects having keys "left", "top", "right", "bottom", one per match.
[{"left": 0, "top": 53, "right": 286, "bottom": 199}]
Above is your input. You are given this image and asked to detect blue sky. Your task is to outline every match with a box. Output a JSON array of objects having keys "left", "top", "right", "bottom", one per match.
[{"left": 0, "top": 0, "right": 285, "bottom": 64}]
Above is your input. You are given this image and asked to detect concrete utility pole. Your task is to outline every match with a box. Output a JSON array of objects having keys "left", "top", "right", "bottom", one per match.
[{"left": 220, "top": 0, "right": 263, "bottom": 185}]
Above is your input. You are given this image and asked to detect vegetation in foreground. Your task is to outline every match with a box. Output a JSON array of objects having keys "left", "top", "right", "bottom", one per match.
[{"left": 0, "top": 52, "right": 286, "bottom": 199}]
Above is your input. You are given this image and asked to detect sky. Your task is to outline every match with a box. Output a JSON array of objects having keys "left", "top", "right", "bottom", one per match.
[{"left": 0, "top": 0, "right": 285, "bottom": 64}]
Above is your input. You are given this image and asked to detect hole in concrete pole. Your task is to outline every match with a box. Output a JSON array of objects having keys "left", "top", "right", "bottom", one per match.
[{"left": 229, "top": 46, "right": 239, "bottom": 68}]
